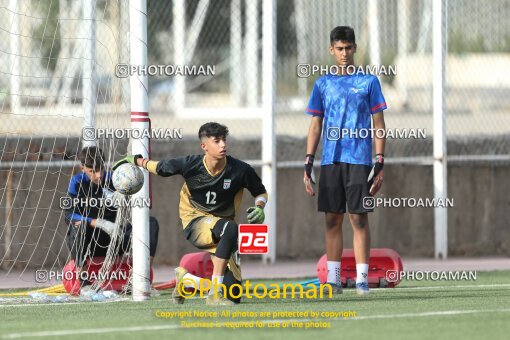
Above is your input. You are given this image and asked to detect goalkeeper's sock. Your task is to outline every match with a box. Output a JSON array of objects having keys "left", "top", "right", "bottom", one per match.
[
  {"left": 356, "top": 263, "right": 369, "bottom": 284},
  {"left": 209, "top": 275, "right": 224, "bottom": 296},
  {"left": 183, "top": 272, "right": 202, "bottom": 288},
  {"left": 326, "top": 261, "right": 341, "bottom": 286}
]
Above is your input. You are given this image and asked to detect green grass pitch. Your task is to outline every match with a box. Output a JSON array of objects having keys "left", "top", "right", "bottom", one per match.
[{"left": 1, "top": 271, "right": 509, "bottom": 340}]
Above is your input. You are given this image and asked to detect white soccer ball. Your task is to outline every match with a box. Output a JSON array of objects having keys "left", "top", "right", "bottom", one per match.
[{"left": 112, "top": 163, "right": 144, "bottom": 195}]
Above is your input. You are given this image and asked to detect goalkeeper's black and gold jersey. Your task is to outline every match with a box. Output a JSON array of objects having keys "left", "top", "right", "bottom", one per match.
[{"left": 155, "top": 155, "right": 267, "bottom": 228}]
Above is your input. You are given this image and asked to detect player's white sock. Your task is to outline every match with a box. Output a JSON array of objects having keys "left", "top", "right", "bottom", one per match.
[
  {"left": 327, "top": 261, "right": 341, "bottom": 286},
  {"left": 209, "top": 275, "right": 224, "bottom": 296},
  {"left": 356, "top": 264, "right": 369, "bottom": 284},
  {"left": 183, "top": 272, "right": 202, "bottom": 288}
]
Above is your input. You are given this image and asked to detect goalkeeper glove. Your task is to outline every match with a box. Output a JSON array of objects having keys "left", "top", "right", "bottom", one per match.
[
  {"left": 246, "top": 206, "right": 265, "bottom": 224},
  {"left": 94, "top": 219, "right": 119, "bottom": 236},
  {"left": 368, "top": 154, "right": 384, "bottom": 195},
  {"left": 112, "top": 154, "right": 143, "bottom": 171}
]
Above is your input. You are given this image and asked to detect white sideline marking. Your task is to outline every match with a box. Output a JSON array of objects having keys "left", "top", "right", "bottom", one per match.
[
  {"left": 1, "top": 325, "right": 180, "bottom": 339},
  {"left": 3, "top": 309, "right": 510, "bottom": 338},
  {"left": 371, "top": 283, "right": 510, "bottom": 291},
  {"left": 354, "top": 308, "right": 510, "bottom": 320},
  {"left": 0, "top": 299, "right": 126, "bottom": 308}
]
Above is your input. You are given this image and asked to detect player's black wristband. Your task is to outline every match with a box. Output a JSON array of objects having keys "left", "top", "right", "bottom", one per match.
[
  {"left": 374, "top": 154, "right": 384, "bottom": 176},
  {"left": 368, "top": 154, "right": 384, "bottom": 183},
  {"left": 305, "top": 154, "right": 314, "bottom": 173},
  {"left": 375, "top": 154, "right": 384, "bottom": 165},
  {"left": 305, "top": 154, "right": 315, "bottom": 165},
  {"left": 304, "top": 154, "right": 315, "bottom": 184}
]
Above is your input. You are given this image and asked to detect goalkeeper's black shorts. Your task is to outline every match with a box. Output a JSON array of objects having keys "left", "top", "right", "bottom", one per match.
[{"left": 318, "top": 162, "right": 374, "bottom": 214}]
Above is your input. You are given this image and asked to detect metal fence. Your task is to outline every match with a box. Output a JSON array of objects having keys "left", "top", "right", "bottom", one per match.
[{"left": 2, "top": 0, "right": 509, "bottom": 158}]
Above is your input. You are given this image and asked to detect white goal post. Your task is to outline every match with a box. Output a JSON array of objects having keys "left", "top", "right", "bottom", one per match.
[{"left": 129, "top": 0, "right": 151, "bottom": 301}]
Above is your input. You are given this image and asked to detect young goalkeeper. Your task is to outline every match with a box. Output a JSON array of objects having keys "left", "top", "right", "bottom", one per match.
[
  {"left": 64, "top": 146, "right": 160, "bottom": 289},
  {"left": 303, "top": 26, "right": 386, "bottom": 295},
  {"left": 114, "top": 122, "right": 268, "bottom": 305}
]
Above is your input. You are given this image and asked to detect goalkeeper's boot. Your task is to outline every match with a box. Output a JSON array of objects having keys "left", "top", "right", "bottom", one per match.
[
  {"left": 356, "top": 282, "right": 370, "bottom": 295},
  {"left": 206, "top": 292, "right": 235, "bottom": 306},
  {"left": 172, "top": 266, "right": 188, "bottom": 304},
  {"left": 326, "top": 283, "right": 343, "bottom": 295}
]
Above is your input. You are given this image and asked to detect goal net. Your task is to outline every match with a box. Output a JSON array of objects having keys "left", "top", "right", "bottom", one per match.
[{"left": 0, "top": 0, "right": 139, "bottom": 303}]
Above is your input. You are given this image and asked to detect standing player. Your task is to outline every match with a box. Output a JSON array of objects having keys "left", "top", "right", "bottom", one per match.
[
  {"left": 64, "top": 147, "right": 160, "bottom": 289},
  {"left": 114, "top": 122, "right": 268, "bottom": 305},
  {"left": 303, "top": 26, "right": 386, "bottom": 295}
]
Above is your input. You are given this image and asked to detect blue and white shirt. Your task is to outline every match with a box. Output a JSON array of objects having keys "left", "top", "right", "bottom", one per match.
[{"left": 306, "top": 73, "right": 387, "bottom": 166}]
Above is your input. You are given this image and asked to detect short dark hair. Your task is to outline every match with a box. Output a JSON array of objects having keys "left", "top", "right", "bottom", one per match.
[
  {"left": 79, "top": 146, "right": 104, "bottom": 170},
  {"left": 330, "top": 26, "right": 356, "bottom": 45},
  {"left": 198, "top": 122, "right": 229, "bottom": 140}
]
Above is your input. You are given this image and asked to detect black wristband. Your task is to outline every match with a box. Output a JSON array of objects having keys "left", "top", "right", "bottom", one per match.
[{"left": 375, "top": 154, "right": 384, "bottom": 164}]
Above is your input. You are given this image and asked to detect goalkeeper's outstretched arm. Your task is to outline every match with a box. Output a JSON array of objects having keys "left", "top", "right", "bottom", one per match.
[{"left": 113, "top": 154, "right": 190, "bottom": 177}]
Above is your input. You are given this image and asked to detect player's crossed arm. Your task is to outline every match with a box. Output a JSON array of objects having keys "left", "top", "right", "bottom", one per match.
[{"left": 64, "top": 183, "right": 120, "bottom": 236}]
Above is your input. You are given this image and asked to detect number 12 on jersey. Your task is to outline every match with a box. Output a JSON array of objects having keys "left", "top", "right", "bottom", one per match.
[{"left": 205, "top": 191, "right": 217, "bottom": 204}]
